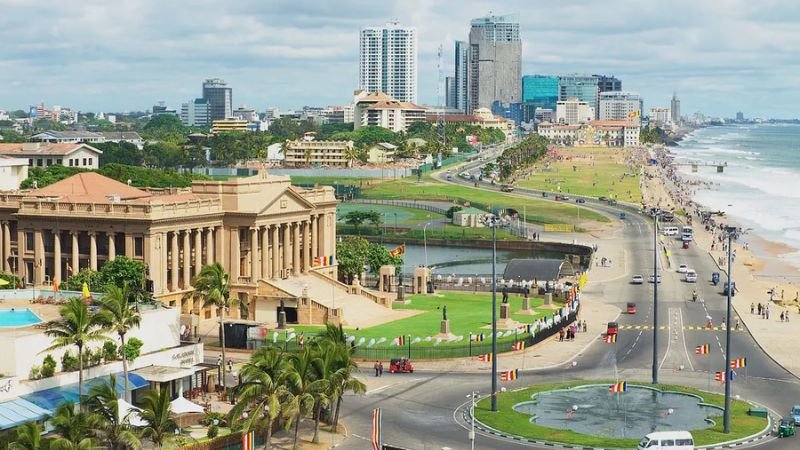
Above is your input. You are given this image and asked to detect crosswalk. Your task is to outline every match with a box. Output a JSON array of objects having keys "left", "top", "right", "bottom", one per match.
[{"left": 615, "top": 324, "right": 746, "bottom": 332}]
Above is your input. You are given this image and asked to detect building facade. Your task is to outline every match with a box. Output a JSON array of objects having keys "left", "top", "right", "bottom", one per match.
[
  {"left": 556, "top": 99, "right": 595, "bottom": 125},
  {"left": 283, "top": 138, "right": 354, "bottom": 168},
  {"left": 522, "top": 75, "right": 559, "bottom": 111},
  {"left": 467, "top": 14, "right": 522, "bottom": 112},
  {"left": 180, "top": 98, "right": 211, "bottom": 127},
  {"left": 454, "top": 40, "right": 469, "bottom": 113},
  {"left": 352, "top": 91, "right": 426, "bottom": 133},
  {"left": 538, "top": 120, "right": 640, "bottom": 147},
  {"left": 445, "top": 76, "right": 457, "bottom": 109},
  {"left": 359, "top": 22, "right": 417, "bottom": 103},
  {"left": 649, "top": 108, "right": 672, "bottom": 127},
  {"left": 558, "top": 75, "right": 599, "bottom": 117},
  {"left": 211, "top": 119, "right": 249, "bottom": 134},
  {"left": 202, "top": 78, "right": 233, "bottom": 122},
  {"left": 598, "top": 91, "right": 642, "bottom": 120},
  {"left": 0, "top": 156, "right": 28, "bottom": 191},
  {"left": 595, "top": 75, "right": 622, "bottom": 93},
  {"left": 0, "top": 143, "right": 102, "bottom": 169}
]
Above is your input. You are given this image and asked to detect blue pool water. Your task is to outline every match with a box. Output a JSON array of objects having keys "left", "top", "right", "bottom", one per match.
[{"left": 0, "top": 309, "right": 42, "bottom": 327}]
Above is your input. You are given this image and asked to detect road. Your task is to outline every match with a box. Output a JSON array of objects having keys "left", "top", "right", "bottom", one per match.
[{"left": 335, "top": 151, "right": 798, "bottom": 449}]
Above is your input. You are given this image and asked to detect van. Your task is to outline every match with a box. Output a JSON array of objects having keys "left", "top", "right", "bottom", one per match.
[
  {"left": 681, "top": 233, "right": 693, "bottom": 242},
  {"left": 637, "top": 431, "right": 694, "bottom": 449},
  {"left": 681, "top": 226, "right": 693, "bottom": 235},
  {"left": 662, "top": 227, "right": 679, "bottom": 236}
]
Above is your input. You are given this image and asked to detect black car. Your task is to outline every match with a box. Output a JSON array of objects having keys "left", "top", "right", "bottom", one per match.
[
  {"left": 598, "top": 196, "right": 608, "bottom": 202},
  {"left": 576, "top": 198, "right": 586, "bottom": 203}
]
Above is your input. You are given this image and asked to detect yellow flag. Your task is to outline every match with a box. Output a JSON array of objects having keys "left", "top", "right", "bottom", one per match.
[{"left": 82, "top": 282, "right": 90, "bottom": 299}]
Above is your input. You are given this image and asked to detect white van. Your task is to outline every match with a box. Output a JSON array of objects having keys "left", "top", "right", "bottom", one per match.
[
  {"left": 637, "top": 431, "right": 694, "bottom": 449},
  {"left": 681, "top": 226, "right": 693, "bottom": 235},
  {"left": 662, "top": 227, "right": 679, "bottom": 236}
]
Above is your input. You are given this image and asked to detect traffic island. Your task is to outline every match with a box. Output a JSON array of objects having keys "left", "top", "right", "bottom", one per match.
[{"left": 471, "top": 381, "right": 771, "bottom": 449}]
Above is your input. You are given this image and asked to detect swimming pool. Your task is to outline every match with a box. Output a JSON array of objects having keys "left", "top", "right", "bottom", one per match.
[{"left": 0, "top": 309, "right": 42, "bottom": 327}]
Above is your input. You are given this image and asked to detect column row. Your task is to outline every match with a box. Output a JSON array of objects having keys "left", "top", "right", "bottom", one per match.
[{"left": 163, "top": 226, "right": 220, "bottom": 293}]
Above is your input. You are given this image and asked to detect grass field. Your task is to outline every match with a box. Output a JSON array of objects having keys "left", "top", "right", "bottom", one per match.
[
  {"left": 337, "top": 203, "right": 444, "bottom": 226},
  {"left": 475, "top": 381, "right": 766, "bottom": 448},
  {"left": 361, "top": 178, "right": 609, "bottom": 225},
  {"left": 518, "top": 146, "right": 641, "bottom": 203},
  {"left": 336, "top": 223, "right": 524, "bottom": 241},
  {"left": 288, "top": 176, "right": 383, "bottom": 186}
]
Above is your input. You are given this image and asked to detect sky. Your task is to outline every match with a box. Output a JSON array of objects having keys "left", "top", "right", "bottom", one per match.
[{"left": 2, "top": 0, "right": 800, "bottom": 118}]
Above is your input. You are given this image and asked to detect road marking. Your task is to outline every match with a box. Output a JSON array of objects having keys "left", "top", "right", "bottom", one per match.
[
  {"left": 678, "top": 308, "right": 695, "bottom": 371},
  {"left": 658, "top": 309, "right": 675, "bottom": 370}
]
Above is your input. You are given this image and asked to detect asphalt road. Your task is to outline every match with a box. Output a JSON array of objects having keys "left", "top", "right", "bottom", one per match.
[{"left": 335, "top": 155, "right": 800, "bottom": 450}]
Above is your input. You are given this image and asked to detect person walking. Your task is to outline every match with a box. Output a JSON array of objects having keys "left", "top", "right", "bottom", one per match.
[
  {"left": 582, "top": 320, "right": 587, "bottom": 333},
  {"left": 558, "top": 328, "right": 565, "bottom": 342},
  {"left": 750, "top": 302, "right": 755, "bottom": 314},
  {"left": 757, "top": 303, "right": 762, "bottom": 316},
  {"left": 378, "top": 361, "right": 384, "bottom": 377},
  {"left": 374, "top": 361, "right": 380, "bottom": 377},
  {"left": 780, "top": 311, "right": 785, "bottom": 322}
]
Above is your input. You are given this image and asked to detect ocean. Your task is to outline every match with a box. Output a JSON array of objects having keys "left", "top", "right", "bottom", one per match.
[{"left": 673, "top": 123, "right": 800, "bottom": 271}]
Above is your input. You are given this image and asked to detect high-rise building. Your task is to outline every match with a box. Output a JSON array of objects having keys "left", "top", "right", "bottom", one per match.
[
  {"left": 556, "top": 98, "right": 595, "bottom": 125},
  {"left": 598, "top": 92, "right": 642, "bottom": 120},
  {"left": 359, "top": 22, "right": 417, "bottom": 103},
  {"left": 180, "top": 98, "right": 211, "bottom": 127},
  {"left": 522, "top": 75, "right": 559, "bottom": 111},
  {"left": 735, "top": 112, "right": 745, "bottom": 122},
  {"left": 649, "top": 107, "right": 672, "bottom": 126},
  {"left": 445, "top": 77, "right": 457, "bottom": 109},
  {"left": 671, "top": 92, "right": 681, "bottom": 124},
  {"left": 454, "top": 40, "right": 469, "bottom": 113},
  {"left": 558, "top": 75, "right": 600, "bottom": 117},
  {"left": 595, "top": 75, "right": 622, "bottom": 93},
  {"left": 467, "top": 14, "right": 522, "bottom": 113},
  {"left": 202, "top": 79, "right": 232, "bottom": 122}
]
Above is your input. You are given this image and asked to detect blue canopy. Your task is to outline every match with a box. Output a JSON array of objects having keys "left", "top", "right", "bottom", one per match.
[
  {"left": 0, "top": 398, "right": 50, "bottom": 430},
  {"left": 22, "top": 372, "right": 148, "bottom": 411}
]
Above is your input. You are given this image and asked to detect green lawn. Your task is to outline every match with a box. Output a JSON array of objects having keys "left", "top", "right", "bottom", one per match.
[
  {"left": 518, "top": 146, "right": 641, "bottom": 203},
  {"left": 289, "top": 176, "right": 382, "bottom": 186},
  {"left": 475, "top": 381, "right": 767, "bottom": 448},
  {"left": 336, "top": 223, "right": 525, "bottom": 241},
  {"left": 361, "top": 178, "right": 609, "bottom": 225},
  {"left": 337, "top": 203, "right": 444, "bottom": 226}
]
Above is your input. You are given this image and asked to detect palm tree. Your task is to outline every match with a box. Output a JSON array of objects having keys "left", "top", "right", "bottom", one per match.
[
  {"left": 97, "top": 283, "right": 142, "bottom": 403},
  {"left": 316, "top": 325, "right": 366, "bottom": 430},
  {"left": 284, "top": 346, "right": 328, "bottom": 449},
  {"left": 49, "top": 402, "right": 94, "bottom": 450},
  {"left": 230, "top": 347, "right": 295, "bottom": 450},
  {"left": 139, "top": 387, "right": 177, "bottom": 449},
  {"left": 9, "top": 421, "right": 43, "bottom": 450},
  {"left": 43, "top": 298, "right": 109, "bottom": 409},
  {"left": 86, "top": 375, "right": 141, "bottom": 450},
  {"left": 190, "top": 263, "right": 236, "bottom": 389}
]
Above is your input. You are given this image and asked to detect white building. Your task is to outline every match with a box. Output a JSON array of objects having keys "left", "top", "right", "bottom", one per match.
[
  {"left": 0, "top": 143, "right": 103, "bottom": 169},
  {"left": 649, "top": 108, "right": 672, "bottom": 127},
  {"left": 556, "top": 98, "right": 595, "bottom": 125},
  {"left": 599, "top": 91, "right": 642, "bottom": 120},
  {"left": 537, "top": 120, "right": 640, "bottom": 147},
  {"left": 180, "top": 98, "right": 211, "bottom": 127},
  {"left": 352, "top": 91, "right": 426, "bottom": 133},
  {"left": 359, "top": 21, "right": 418, "bottom": 103},
  {"left": 0, "top": 156, "right": 29, "bottom": 190},
  {"left": 283, "top": 137, "right": 354, "bottom": 168}
]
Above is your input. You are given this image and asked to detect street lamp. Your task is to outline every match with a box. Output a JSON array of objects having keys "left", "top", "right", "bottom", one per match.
[
  {"left": 723, "top": 226, "right": 749, "bottom": 433},
  {"left": 466, "top": 391, "right": 479, "bottom": 450},
  {"left": 482, "top": 214, "right": 500, "bottom": 411},
  {"left": 652, "top": 209, "right": 661, "bottom": 384}
]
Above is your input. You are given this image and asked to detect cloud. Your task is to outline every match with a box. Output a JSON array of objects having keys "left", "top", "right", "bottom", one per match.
[{"left": 0, "top": 0, "right": 797, "bottom": 117}]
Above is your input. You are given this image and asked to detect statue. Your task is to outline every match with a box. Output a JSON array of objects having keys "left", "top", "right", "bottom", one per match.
[
  {"left": 502, "top": 287, "right": 509, "bottom": 304},
  {"left": 279, "top": 299, "right": 285, "bottom": 313},
  {"left": 442, "top": 305, "right": 447, "bottom": 321}
]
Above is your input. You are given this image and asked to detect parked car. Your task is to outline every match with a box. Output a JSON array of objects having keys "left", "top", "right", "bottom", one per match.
[
  {"left": 685, "top": 270, "right": 698, "bottom": 283},
  {"left": 790, "top": 405, "right": 800, "bottom": 425},
  {"left": 648, "top": 274, "right": 662, "bottom": 284},
  {"left": 598, "top": 196, "right": 608, "bottom": 202},
  {"left": 576, "top": 198, "right": 586, "bottom": 203},
  {"left": 631, "top": 274, "right": 644, "bottom": 284},
  {"left": 555, "top": 194, "right": 569, "bottom": 201},
  {"left": 677, "top": 264, "right": 688, "bottom": 273},
  {"left": 500, "top": 185, "right": 514, "bottom": 192}
]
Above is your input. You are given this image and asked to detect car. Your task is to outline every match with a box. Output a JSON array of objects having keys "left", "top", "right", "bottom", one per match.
[
  {"left": 555, "top": 194, "right": 569, "bottom": 201},
  {"left": 541, "top": 192, "right": 549, "bottom": 198},
  {"left": 677, "top": 264, "right": 688, "bottom": 273},
  {"left": 778, "top": 418, "right": 796, "bottom": 438},
  {"left": 631, "top": 275, "right": 644, "bottom": 284},
  {"left": 389, "top": 358, "right": 414, "bottom": 374},
  {"left": 500, "top": 185, "right": 514, "bottom": 192},
  {"left": 576, "top": 198, "right": 586, "bottom": 203},
  {"left": 685, "top": 270, "right": 697, "bottom": 283},
  {"left": 648, "top": 274, "right": 662, "bottom": 284},
  {"left": 790, "top": 405, "right": 800, "bottom": 425},
  {"left": 627, "top": 302, "right": 637, "bottom": 314},
  {"left": 608, "top": 199, "right": 618, "bottom": 206},
  {"left": 598, "top": 196, "right": 608, "bottom": 202},
  {"left": 662, "top": 213, "right": 675, "bottom": 222},
  {"left": 723, "top": 281, "right": 737, "bottom": 296},
  {"left": 606, "top": 322, "right": 619, "bottom": 336}
]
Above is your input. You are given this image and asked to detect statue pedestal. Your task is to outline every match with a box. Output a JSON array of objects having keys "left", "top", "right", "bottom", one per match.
[
  {"left": 495, "top": 303, "right": 521, "bottom": 330},
  {"left": 539, "top": 292, "right": 557, "bottom": 309},
  {"left": 500, "top": 303, "right": 511, "bottom": 320},
  {"left": 277, "top": 311, "right": 287, "bottom": 329},
  {"left": 517, "top": 296, "right": 535, "bottom": 315},
  {"left": 440, "top": 319, "right": 450, "bottom": 334}
]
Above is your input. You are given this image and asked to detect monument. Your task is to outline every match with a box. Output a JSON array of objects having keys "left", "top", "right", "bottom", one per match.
[
  {"left": 440, "top": 305, "right": 450, "bottom": 334},
  {"left": 277, "top": 299, "right": 287, "bottom": 329},
  {"left": 495, "top": 287, "right": 521, "bottom": 329},
  {"left": 518, "top": 287, "right": 535, "bottom": 315}
]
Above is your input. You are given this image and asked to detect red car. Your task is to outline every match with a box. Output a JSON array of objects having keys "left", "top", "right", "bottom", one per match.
[
  {"left": 389, "top": 358, "right": 414, "bottom": 373},
  {"left": 627, "top": 303, "right": 637, "bottom": 314},
  {"left": 606, "top": 322, "right": 619, "bottom": 336}
]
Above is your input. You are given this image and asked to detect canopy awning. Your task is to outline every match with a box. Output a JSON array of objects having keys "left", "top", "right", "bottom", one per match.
[
  {"left": 118, "top": 398, "right": 148, "bottom": 427},
  {"left": 170, "top": 395, "right": 204, "bottom": 414},
  {"left": 0, "top": 398, "right": 51, "bottom": 430},
  {"left": 22, "top": 372, "right": 148, "bottom": 411},
  {"left": 133, "top": 365, "right": 197, "bottom": 383}
]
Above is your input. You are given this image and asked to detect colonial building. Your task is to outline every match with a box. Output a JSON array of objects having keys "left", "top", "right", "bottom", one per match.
[
  {"left": 352, "top": 90, "right": 426, "bottom": 133},
  {"left": 0, "top": 142, "right": 103, "bottom": 169},
  {"left": 537, "top": 120, "right": 640, "bottom": 147}
]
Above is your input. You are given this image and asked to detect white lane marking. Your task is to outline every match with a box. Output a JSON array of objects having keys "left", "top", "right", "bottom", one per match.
[
  {"left": 678, "top": 308, "right": 695, "bottom": 371},
  {"left": 365, "top": 377, "right": 424, "bottom": 396},
  {"left": 658, "top": 309, "right": 674, "bottom": 370}
]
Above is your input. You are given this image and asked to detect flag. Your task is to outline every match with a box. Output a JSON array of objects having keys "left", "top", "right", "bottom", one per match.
[
  {"left": 500, "top": 369, "right": 519, "bottom": 382},
  {"left": 609, "top": 381, "right": 627, "bottom": 393},
  {"left": 395, "top": 335, "right": 405, "bottom": 346},
  {"left": 731, "top": 358, "right": 746, "bottom": 369},
  {"left": 474, "top": 333, "right": 485, "bottom": 342},
  {"left": 627, "top": 110, "right": 641, "bottom": 118},
  {"left": 389, "top": 244, "right": 405, "bottom": 257},
  {"left": 695, "top": 344, "right": 709, "bottom": 355},
  {"left": 371, "top": 408, "right": 382, "bottom": 450},
  {"left": 82, "top": 282, "right": 90, "bottom": 299},
  {"left": 604, "top": 334, "right": 616, "bottom": 343},
  {"left": 479, "top": 353, "right": 493, "bottom": 362},
  {"left": 327, "top": 256, "right": 335, "bottom": 265},
  {"left": 715, "top": 371, "right": 735, "bottom": 382},
  {"left": 241, "top": 430, "right": 255, "bottom": 450},
  {"left": 512, "top": 341, "right": 525, "bottom": 351}
]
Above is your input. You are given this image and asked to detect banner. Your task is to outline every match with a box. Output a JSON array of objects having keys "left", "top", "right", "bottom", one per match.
[
  {"left": 241, "top": 431, "right": 255, "bottom": 450},
  {"left": 313, "top": 256, "right": 336, "bottom": 267},
  {"left": 371, "top": 408, "right": 382, "bottom": 450}
]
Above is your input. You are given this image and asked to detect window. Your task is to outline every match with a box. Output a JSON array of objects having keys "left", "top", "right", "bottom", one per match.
[
  {"left": 82, "top": 158, "right": 87, "bottom": 166},
  {"left": 36, "top": 159, "right": 43, "bottom": 167},
  {"left": 675, "top": 439, "right": 693, "bottom": 446},
  {"left": 26, "top": 232, "right": 34, "bottom": 251},
  {"left": 662, "top": 440, "right": 675, "bottom": 447},
  {"left": 28, "top": 159, "right": 33, "bottom": 166},
  {"left": 134, "top": 237, "right": 144, "bottom": 257},
  {"left": 57, "top": 159, "right": 62, "bottom": 165},
  {"left": 46, "top": 158, "right": 52, "bottom": 166},
  {"left": 88, "top": 158, "right": 93, "bottom": 166}
]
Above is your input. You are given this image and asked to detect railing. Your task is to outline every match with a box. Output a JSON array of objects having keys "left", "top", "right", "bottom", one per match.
[{"left": 349, "top": 199, "right": 450, "bottom": 215}]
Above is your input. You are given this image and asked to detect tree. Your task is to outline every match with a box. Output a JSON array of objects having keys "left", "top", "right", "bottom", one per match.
[
  {"left": 284, "top": 347, "right": 328, "bottom": 449},
  {"left": 49, "top": 402, "right": 94, "bottom": 450},
  {"left": 190, "top": 263, "right": 236, "bottom": 389},
  {"left": 96, "top": 142, "right": 144, "bottom": 167},
  {"left": 139, "top": 387, "right": 177, "bottom": 449},
  {"left": 44, "top": 298, "right": 109, "bottom": 410},
  {"left": 230, "top": 347, "right": 295, "bottom": 450},
  {"left": 0, "top": 129, "right": 25, "bottom": 143},
  {"left": 445, "top": 206, "right": 463, "bottom": 219},
  {"left": 342, "top": 210, "right": 379, "bottom": 235},
  {"left": 141, "top": 115, "right": 187, "bottom": 142},
  {"left": 365, "top": 243, "right": 402, "bottom": 275},
  {"left": 97, "top": 283, "right": 142, "bottom": 403},
  {"left": 85, "top": 375, "right": 142, "bottom": 450},
  {"left": 312, "top": 334, "right": 366, "bottom": 437},
  {"left": 60, "top": 256, "right": 146, "bottom": 296},
  {"left": 335, "top": 236, "right": 370, "bottom": 283},
  {"left": 9, "top": 422, "right": 43, "bottom": 450},
  {"left": 352, "top": 126, "right": 397, "bottom": 148}
]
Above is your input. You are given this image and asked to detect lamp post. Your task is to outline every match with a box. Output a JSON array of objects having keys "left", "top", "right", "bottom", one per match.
[
  {"left": 483, "top": 214, "right": 499, "bottom": 411},
  {"left": 466, "top": 391, "right": 478, "bottom": 450},
  {"left": 722, "top": 226, "right": 748, "bottom": 433},
  {"left": 652, "top": 209, "right": 660, "bottom": 384}
]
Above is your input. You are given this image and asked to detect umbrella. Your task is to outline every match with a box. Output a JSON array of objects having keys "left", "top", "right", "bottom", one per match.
[
  {"left": 170, "top": 396, "right": 204, "bottom": 414},
  {"left": 82, "top": 282, "right": 90, "bottom": 299},
  {"left": 118, "top": 399, "right": 148, "bottom": 427}
]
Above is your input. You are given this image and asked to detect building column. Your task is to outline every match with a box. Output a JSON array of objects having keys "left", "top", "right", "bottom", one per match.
[
  {"left": 282, "top": 224, "right": 291, "bottom": 276},
  {"left": 107, "top": 232, "right": 116, "bottom": 261},
  {"left": 53, "top": 230, "right": 62, "bottom": 284},
  {"left": 328, "top": 213, "right": 336, "bottom": 259},
  {"left": 160, "top": 232, "right": 168, "bottom": 294},
  {"left": 215, "top": 226, "right": 225, "bottom": 271},
  {"left": 250, "top": 227, "right": 259, "bottom": 281},
  {"left": 34, "top": 230, "right": 44, "bottom": 285},
  {"left": 182, "top": 230, "right": 191, "bottom": 288},
  {"left": 0, "top": 222, "right": 4, "bottom": 272},
  {"left": 1, "top": 222, "right": 8, "bottom": 272},
  {"left": 71, "top": 231, "right": 79, "bottom": 274},
  {"left": 292, "top": 222, "right": 300, "bottom": 276},
  {"left": 194, "top": 229, "right": 202, "bottom": 276},
  {"left": 317, "top": 214, "right": 326, "bottom": 258},
  {"left": 271, "top": 225, "right": 280, "bottom": 279},
  {"left": 310, "top": 215, "right": 318, "bottom": 259},
  {"left": 17, "top": 230, "right": 25, "bottom": 282},
  {"left": 170, "top": 232, "right": 179, "bottom": 292},
  {"left": 231, "top": 227, "right": 241, "bottom": 280},
  {"left": 205, "top": 227, "right": 215, "bottom": 266},
  {"left": 124, "top": 234, "right": 134, "bottom": 258},
  {"left": 261, "top": 226, "right": 269, "bottom": 280},
  {"left": 302, "top": 221, "right": 311, "bottom": 272},
  {"left": 89, "top": 231, "right": 97, "bottom": 271}
]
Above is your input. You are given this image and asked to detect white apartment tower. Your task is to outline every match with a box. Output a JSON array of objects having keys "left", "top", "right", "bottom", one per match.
[{"left": 359, "top": 21, "right": 418, "bottom": 103}]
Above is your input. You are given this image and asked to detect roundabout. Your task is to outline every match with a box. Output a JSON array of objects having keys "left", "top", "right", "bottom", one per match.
[{"left": 471, "top": 381, "right": 771, "bottom": 449}]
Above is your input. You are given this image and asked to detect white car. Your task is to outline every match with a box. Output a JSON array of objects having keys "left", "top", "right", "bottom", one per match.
[
  {"left": 685, "top": 270, "right": 697, "bottom": 283},
  {"left": 648, "top": 274, "right": 662, "bottom": 284},
  {"left": 631, "top": 275, "right": 644, "bottom": 284},
  {"left": 677, "top": 264, "right": 688, "bottom": 273}
]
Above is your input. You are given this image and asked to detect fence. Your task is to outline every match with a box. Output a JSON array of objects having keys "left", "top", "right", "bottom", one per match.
[{"left": 350, "top": 199, "right": 450, "bottom": 215}]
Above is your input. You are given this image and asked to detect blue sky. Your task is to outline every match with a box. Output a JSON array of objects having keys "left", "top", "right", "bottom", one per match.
[{"left": 1, "top": 0, "right": 798, "bottom": 118}]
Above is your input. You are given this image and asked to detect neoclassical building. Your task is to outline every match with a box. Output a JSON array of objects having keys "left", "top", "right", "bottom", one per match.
[{"left": 0, "top": 171, "right": 344, "bottom": 323}]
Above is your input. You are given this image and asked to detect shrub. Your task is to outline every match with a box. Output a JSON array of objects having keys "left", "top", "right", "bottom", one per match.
[
  {"left": 445, "top": 206, "right": 463, "bottom": 219},
  {"left": 201, "top": 411, "right": 228, "bottom": 428},
  {"left": 29, "top": 365, "right": 41, "bottom": 380},
  {"left": 61, "top": 351, "right": 78, "bottom": 372},
  {"left": 207, "top": 425, "right": 219, "bottom": 439},
  {"left": 41, "top": 355, "right": 57, "bottom": 378},
  {"left": 121, "top": 337, "right": 144, "bottom": 363},
  {"left": 102, "top": 341, "right": 118, "bottom": 363},
  {"left": 90, "top": 350, "right": 103, "bottom": 366}
]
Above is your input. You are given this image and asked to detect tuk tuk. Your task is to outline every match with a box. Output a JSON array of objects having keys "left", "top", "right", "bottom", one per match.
[
  {"left": 778, "top": 418, "right": 796, "bottom": 438},
  {"left": 389, "top": 358, "right": 414, "bottom": 374},
  {"left": 627, "top": 303, "right": 637, "bottom": 314},
  {"left": 619, "top": 212, "right": 627, "bottom": 220},
  {"left": 682, "top": 240, "right": 690, "bottom": 249},
  {"left": 711, "top": 272, "right": 721, "bottom": 285},
  {"left": 607, "top": 322, "right": 619, "bottom": 335}
]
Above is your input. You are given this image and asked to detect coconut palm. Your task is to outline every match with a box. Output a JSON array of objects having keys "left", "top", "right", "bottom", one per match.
[
  {"left": 230, "top": 347, "right": 295, "bottom": 450},
  {"left": 43, "top": 297, "right": 109, "bottom": 409},
  {"left": 97, "top": 283, "right": 142, "bottom": 403},
  {"left": 85, "top": 375, "right": 141, "bottom": 450},
  {"left": 190, "top": 263, "right": 236, "bottom": 389},
  {"left": 283, "top": 346, "right": 328, "bottom": 449},
  {"left": 9, "top": 421, "right": 43, "bottom": 450},
  {"left": 317, "top": 334, "right": 366, "bottom": 429},
  {"left": 138, "top": 387, "right": 177, "bottom": 449},
  {"left": 49, "top": 402, "right": 94, "bottom": 450}
]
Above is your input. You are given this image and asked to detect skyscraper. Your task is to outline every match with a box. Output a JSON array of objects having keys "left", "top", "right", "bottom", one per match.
[
  {"left": 522, "top": 75, "right": 559, "bottom": 110},
  {"left": 671, "top": 92, "right": 681, "bottom": 124},
  {"left": 202, "top": 79, "right": 232, "bottom": 122},
  {"left": 445, "top": 77, "right": 457, "bottom": 109},
  {"left": 359, "top": 21, "right": 418, "bottom": 103},
  {"left": 467, "top": 14, "right": 521, "bottom": 112},
  {"left": 559, "top": 75, "right": 599, "bottom": 118},
  {"left": 595, "top": 75, "right": 622, "bottom": 93},
  {"left": 598, "top": 92, "right": 642, "bottom": 120},
  {"left": 454, "top": 40, "right": 469, "bottom": 113},
  {"left": 180, "top": 98, "right": 210, "bottom": 127}
]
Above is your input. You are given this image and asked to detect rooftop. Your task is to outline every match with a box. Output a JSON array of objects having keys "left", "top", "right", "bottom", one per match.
[
  {"left": 34, "top": 172, "right": 154, "bottom": 203},
  {"left": 0, "top": 142, "right": 102, "bottom": 156}
]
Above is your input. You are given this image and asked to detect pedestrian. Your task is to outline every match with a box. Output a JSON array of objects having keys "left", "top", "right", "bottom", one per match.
[
  {"left": 582, "top": 320, "right": 587, "bottom": 333},
  {"left": 782, "top": 289, "right": 785, "bottom": 300},
  {"left": 750, "top": 303, "right": 755, "bottom": 314},
  {"left": 766, "top": 309, "right": 770, "bottom": 320},
  {"left": 227, "top": 359, "right": 233, "bottom": 373},
  {"left": 781, "top": 311, "right": 785, "bottom": 322},
  {"left": 374, "top": 361, "right": 380, "bottom": 377},
  {"left": 217, "top": 354, "right": 223, "bottom": 367},
  {"left": 787, "top": 309, "right": 791, "bottom": 322},
  {"left": 559, "top": 328, "right": 565, "bottom": 341},
  {"left": 378, "top": 361, "right": 384, "bottom": 377},
  {"left": 735, "top": 318, "right": 740, "bottom": 330},
  {"left": 757, "top": 303, "right": 762, "bottom": 316},
  {"left": 762, "top": 309, "right": 766, "bottom": 319}
]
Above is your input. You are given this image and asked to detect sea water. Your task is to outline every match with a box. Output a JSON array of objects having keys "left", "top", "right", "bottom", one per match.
[{"left": 673, "top": 123, "right": 800, "bottom": 270}]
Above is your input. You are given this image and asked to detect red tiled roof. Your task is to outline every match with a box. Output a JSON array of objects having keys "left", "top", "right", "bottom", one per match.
[
  {"left": 34, "top": 172, "right": 152, "bottom": 203},
  {"left": 0, "top": 143, "right": 102, "bottom": 156}
]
